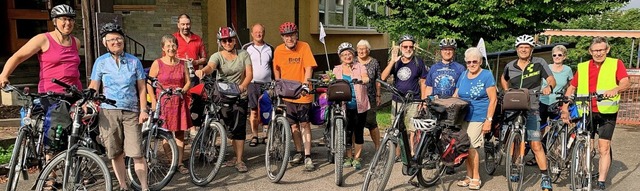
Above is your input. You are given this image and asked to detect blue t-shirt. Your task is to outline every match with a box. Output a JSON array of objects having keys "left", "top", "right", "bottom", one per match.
[
  {"left": 456, "top": 69, "right": 496, "bottom": 122},
  {"left": 342, "top": 74, "right": 357, "bottom": 109},
  {"left": 90, "top": 53, "right": 146, "bottom": 112},
  {"left": 390, "top": 57, "right": 429, "bottom": 101},
  {"left": 540, "top": 65, "right": 573, "bottom": 105},
  {"left": 426, "top": 61, "right": 465, "bottom": 97}
]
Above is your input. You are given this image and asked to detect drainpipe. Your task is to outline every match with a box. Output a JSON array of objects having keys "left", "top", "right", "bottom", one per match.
[{"left": 81, "top": 0, "right": 95, "bottom": 84}]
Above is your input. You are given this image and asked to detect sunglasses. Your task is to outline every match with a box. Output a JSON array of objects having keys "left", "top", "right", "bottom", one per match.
[
  {"left": 466, "top": 60, "right": 479, "bottom": 65},
  {"left": 220, "top": 38, "right": 233, "bottom": 43},
  {"left": 552, "top": 54, "right": 564, "bottom": 57},
  {"left": 401, "top": 45, "right": 414, "bottom": 49}
]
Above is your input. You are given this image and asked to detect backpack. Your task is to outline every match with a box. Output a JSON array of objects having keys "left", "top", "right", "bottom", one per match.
[
  {"left": 440, "top": 128, "right": 470, "bottom": 167},
  {"left": 310, "top": 91, "right": 329, "bottom": 125}
]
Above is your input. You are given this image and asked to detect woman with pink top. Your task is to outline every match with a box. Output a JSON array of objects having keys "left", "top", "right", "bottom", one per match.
[
  {"left": 332, "top": 42, "right": 370, "bottom": 170},
  {"left": 0, "top": 4, "right": 82, "bottom": 93}
]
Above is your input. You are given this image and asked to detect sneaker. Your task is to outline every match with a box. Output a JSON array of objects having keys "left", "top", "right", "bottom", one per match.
[
  {"left": 290, "top": 153, "right": 303, "bottom": 164},
  {"left": 445, "top": 166, "right": 455, "bottom": 175},
  {"left": 540, "top": 175, "right": 553, "bottom": 191},
  {"left": 594, "top": 181, "right": 606, "bottom": 191},
  {"left": 343, "top": 157, "right": 353, "bottom": 167},
  {"left": 352, "top": 158, "right": 362, "bottom": 170},
  {"left": 304, "top": 158, "right": 315, "bottom": 171}
]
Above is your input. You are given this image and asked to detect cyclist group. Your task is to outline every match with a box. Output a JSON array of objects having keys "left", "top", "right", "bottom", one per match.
[{"left": 0, "top": 4, "right": 631, "bottom": 191}]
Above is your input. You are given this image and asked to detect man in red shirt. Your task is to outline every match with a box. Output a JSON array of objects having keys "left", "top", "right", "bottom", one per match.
[{"left": 562, "top": 37, "right": 630, "bottom": 191}]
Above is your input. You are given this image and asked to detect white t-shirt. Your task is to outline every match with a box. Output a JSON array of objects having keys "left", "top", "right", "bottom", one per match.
[{"left": 242, "top": 42, "right": 274, "bottom": 83}]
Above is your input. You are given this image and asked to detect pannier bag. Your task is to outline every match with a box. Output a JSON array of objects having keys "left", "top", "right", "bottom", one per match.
[
  {"left": 327, "top": 79, "right": 352, "bottom": 102},
  {"left": 310, "top": 91, "right": 329, "bottom": 125},
  {"left": 43, "top": 99, "right": 73, "bottom": 152},
  {"left": 275, "top": 79, "right": 304, "bottom": 99},
  {"left": 502, "top": 88, "right": 530, "bottom": 110},
  {"left": 430, "top": 97, "right": 469, "bottom": 126},
  {"left": 440, "top": 128, "right": 470, "bottom": 167},
  {"left": 259, "top": 90, "right": 273, "bottom": 124},
  {"left": 213, "top": 81, "right": 241, "bottom": 103}
]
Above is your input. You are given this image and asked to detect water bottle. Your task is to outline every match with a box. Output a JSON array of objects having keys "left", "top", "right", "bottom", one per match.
[
  {"left": 54, "top": 124, "right": 63, "bottom": 149},
  {"left": 567, "top": 132, "right": 576, "bottom": 150},
  {"left": 19, "top": 107, "right": 26, "bottom": 126},
  {"left": 185, "top": 53, "right": 196, "bottom": 78}
]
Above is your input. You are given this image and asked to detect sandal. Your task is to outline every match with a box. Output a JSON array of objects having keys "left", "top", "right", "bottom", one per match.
[
  {"left": 468, "top": 179, "right": 482, "bottom": 190},
  {"left": 235, "top": 161, "right": 248, "bottom": 173},
  {"left": 249, "top": 136, "right": 259, "bottom": 147},
  {"left": 223, "top": 157, "right": 237, "bottom": 167},
  {"left": 457, "top": 176, "right": 471, "bottom": 187},
  {"left": 178, "top": 164, "right": 189, "bottom": 175},
  {"left": 525, "top": 158, "right": 537, "bottom": 166},
  {"left": 43, "top": 178, "right": 62, "bottom": 191}
]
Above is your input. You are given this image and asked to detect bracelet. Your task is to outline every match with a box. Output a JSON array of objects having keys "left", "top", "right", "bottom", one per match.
[{"left": 376, "top": 95, "right": 381, "bottom": 97}]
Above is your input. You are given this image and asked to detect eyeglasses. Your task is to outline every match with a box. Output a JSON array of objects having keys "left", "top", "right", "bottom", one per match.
[
  {"left": 105, "top": 37, "right": 124, "bottom": 43},
  {"left": 465, "top": 60, "right": 479, "bottom": 65},
  {"left": 401, "top": 45, "right": 414, "bottom": 49},
  {"left": 340, "top": 52, "right": 353, "bottom": 57},
  {"left": 590, "top": 48, "right": 606, "bottom": 53},
  {"left": 552, "top": 54, "right": 564, "bottom": 57},
  {"left": 220, "top": 38, "right": 233, "bottom": 43}
]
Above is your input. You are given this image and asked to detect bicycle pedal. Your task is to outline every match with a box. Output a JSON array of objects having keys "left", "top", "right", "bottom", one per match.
[{"left": 408, "top": 180, "right": 420, "bottom": 188}]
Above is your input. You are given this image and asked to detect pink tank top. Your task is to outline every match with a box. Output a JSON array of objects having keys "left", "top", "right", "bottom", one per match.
[{"left": 37, "top": 33, "right": 83, "bottom": 93}]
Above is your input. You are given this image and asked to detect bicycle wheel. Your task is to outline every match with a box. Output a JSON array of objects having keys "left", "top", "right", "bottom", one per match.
[
  {"left": 417, "top": 138, "right": 446, "bottom": 187},
  {"left": 265, "top": 116, "right": 292, "bottom": 183},
  {"left": 546, "top": 126, "right": 565, "bottom": 183},
  {"left": 126, "top": 130, "right": 178, "bottom": 190},
  {"left": 35, "top": 149, "right": 112, "bottom": 191},
  {"left": 570, "top": 140, "right": 588, "bottom": 191},
  {"left": 505, "top": 129, "right": 525, "bottom": 191},
  {"left": 189, "top": 121, "right": 227, "bottom": 186},
  {"left": 361, "top": 138, "right": 395, "bottom": 191},
  {"left": 6, "top": 128, "right": 32, "bottom": 191},
  {"left": 484, "top": 136, "right": 501, "bottom": 176},
  {"left": 334, "top": 118, "right": 345, "bottom": 186}
]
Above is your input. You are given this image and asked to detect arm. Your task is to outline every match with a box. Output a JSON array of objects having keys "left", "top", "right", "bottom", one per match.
[
  {"left": 182, "top": 62, "right": 191, "bottom": 91},
  {"left": 420, "top": 78, "right": 427, "bottom": 99},
  {"left": 500, "top": 74, "right": 509, "bottom": 90},
  {"left": 196, "top": 61, "right": 218, "bottom": 79},
  {"left": 452, "top": 88, "right": 459, "bottom": 97},
  {"left": 194, "top": 44, "right": 208, "bottom": 66},
  {"left": 380, "top": 60, "right": 394, "bottom": 81},
  {"left": 147, "top": 61, "right": 159, "bottom": 109},
  {"left": 0, "top": 34, "right": 46, "bottom": 85},
  {"left": 484, "top": 86, "right": 498, "bottom": 133},
  {"left": 137, "top": 79, "right": 149, "bottom": 123},
  {"left": 360, "top": 65, "right": 370, "bottom": 84},
  {"left": 240, "top": 65, "right": 253, "bottom": 92},
  {"left": 304, "top": 66, "right": 313, "bottom": 84},
  {"left": 273, "top": 62, "right": 281, "bottom": 80}
]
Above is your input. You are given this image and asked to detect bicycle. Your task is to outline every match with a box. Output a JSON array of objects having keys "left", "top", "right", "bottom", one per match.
[
  {"left": 362, "top": 79, "right": 458, "bottom": 190},
  {"left": 545, "top": 93, "right": 578, "bottom": 183},
  {"left": 2, "top": 85, "right": 71, "bottom": 191},
  {"left": 125, "top": 76, "right": 179, "bottom": 190},
  {"left": 34, "top": 79, "right": 115, "bottom": 191},
  {"left": 570, "top": 93, "right": 607, "bottom": 191},
  {"left": 259, "top": 80, "right": 292, "bottom": 183}
]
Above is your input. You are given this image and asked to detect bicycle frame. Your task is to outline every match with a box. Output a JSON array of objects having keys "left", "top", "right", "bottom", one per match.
[{"left": 572, "top": 93, "right": 601, "bottom": 190}]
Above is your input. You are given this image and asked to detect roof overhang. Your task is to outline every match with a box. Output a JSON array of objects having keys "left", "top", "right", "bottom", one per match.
[{"left": 541, "top": 29, "right": 640, "bottom": 38}]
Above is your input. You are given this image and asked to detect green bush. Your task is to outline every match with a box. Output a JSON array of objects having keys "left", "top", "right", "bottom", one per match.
[{"left": 0, "top": 145, "right": 14, "bottom": 165}]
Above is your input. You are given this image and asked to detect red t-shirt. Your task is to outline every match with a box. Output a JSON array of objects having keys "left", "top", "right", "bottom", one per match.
[
  {"left": 569, "top": 58, "right": 629, "bottom": 112},
  {"left": 173, "top": 32, "right": 207, "bottom": 69}
]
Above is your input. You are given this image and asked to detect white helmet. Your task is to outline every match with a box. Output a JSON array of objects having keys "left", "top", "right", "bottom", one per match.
[
  {"left": 337, "top": 42, "right": 355, "bottom": 55},
  {"left": 412, "top": 117, "right": 438, "bottom": 132},
  {"left": 515, "top": 35, "right": 535, "bottom": 47},
  {"left": 439, "top": 38, "right": 457, "bottom": 49}
]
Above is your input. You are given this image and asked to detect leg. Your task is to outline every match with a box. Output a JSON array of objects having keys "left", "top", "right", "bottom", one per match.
[
  {"left": 249, "top": 109, "right": 260, "bottom": 146},
  {"left": 132, "top": 157, "right": 149, "bottom": 190},
  {"left": 598, "top": 139, "right": 611, "bottom": 182},
  {"left": 531, "top": 141, "right": 548, "bottom": 171},
  {"left": 291, "top": 123, "right": 303, "bottom": 152},
  {"left": 122, "top": 111, "right": 148, "bottom": 190},
  {"left": 111, "top": 153, "right": 129, "bottom": 189},
  {"left": 370, "top": 127, "right": 381, "bottom": 150},
  {"left": 175, "top": 131, "right": 189, "bottom": 174},
  {"left": 301, "top": 122, "right": 312, "bottom": 156}
]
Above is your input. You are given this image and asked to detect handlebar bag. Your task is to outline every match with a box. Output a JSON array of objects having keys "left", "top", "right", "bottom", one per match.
[
  {"left": 275, "top": 79, "right": 304, "bottom": 99},
  {"left": 213, "top": 81, "right": 240, "bottom": 103},
  {"left": 502, "top": 88, "right": 531, "bottom": 110},
  {"left": 431, "top": 97, "right": 469, "bottom": 126},
  {"left": 327, "top": 79, "right": 352, "bottom": 102}
]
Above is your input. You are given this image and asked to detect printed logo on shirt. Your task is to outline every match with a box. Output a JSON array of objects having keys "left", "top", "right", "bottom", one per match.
[
  {"left": 397, "top": 66, "right": 412, "bottom": 81},
  {"left": 288, "top": 57, "right": 301, "bottom": 64},
  {"left": 468, "top": 81, "right": 486, "bottom": 99},
  {"left": 434, "top": 74, "right": 455, "bottom": 94}
]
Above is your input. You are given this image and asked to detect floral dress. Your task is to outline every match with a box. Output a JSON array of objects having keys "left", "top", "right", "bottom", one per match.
[{"left": 156, "top": 59, "right": 191, "bottom": 131}]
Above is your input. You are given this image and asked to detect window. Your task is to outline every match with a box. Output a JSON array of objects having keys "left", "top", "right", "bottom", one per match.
[{"left": 318, "top": 0, "right": 387, "bottom": 29}]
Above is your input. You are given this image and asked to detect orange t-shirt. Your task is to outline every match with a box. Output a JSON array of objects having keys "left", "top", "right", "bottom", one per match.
[{"left": 273, "top": 41, "right": 318, "bottom": 103}]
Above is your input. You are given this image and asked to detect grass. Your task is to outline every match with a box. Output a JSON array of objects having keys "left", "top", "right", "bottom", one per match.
[
  {"left": 376, "top": 104, "right": 392, "bottom": 130},
  {"left": 0, "top": 145, "right": 13, "bottom": 165}
]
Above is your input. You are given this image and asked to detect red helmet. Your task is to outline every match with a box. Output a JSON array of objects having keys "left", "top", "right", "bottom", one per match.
[
  {"left": 279, "top": 22, "right": 298, "bottom": 35},
  {"left": 217, "top": 27, "right": 237, "bottom": 39}
]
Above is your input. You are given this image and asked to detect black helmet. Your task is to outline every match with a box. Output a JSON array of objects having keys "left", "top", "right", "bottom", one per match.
[
  {"left": 50, "top": 4, "right": 76, "bottom": 19},
  {"left": 100, "top": 23, "right": 124, "bottom": 38},
  {"left": 398, "top": 34, "right": 415, "bottom": 45},
  {"left": 439, "top": 38, "right": 457, "bottom": 49}
]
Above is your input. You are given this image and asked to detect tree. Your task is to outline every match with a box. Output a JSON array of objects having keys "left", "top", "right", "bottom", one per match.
[{"left": 355, "top": 0, "right": 629, "bottom": 46}]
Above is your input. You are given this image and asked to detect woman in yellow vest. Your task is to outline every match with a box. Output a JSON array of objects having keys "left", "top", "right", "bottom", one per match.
[{"left": 561, "top": 37, "right": 630, "bottom": 191}]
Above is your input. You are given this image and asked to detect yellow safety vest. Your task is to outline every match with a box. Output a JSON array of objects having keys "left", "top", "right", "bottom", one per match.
[{"left": 576, "top": 57, "right": 620, "bottom": 115}]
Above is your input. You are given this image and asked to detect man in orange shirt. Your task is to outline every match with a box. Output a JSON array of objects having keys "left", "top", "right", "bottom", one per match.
[{"left": 273, "top": 22, "right": 318, "bottom": 171}]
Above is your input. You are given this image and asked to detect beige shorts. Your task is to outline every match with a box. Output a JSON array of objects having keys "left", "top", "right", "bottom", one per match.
[
  {"left": 462, "top": 121, "right": 484, "bottom": 149},
  {"left": 99, "top": 109, "right": 143, "bottom": 159},
  {"left": 391, "top": 101, "right": 419, "bottom": 132}
]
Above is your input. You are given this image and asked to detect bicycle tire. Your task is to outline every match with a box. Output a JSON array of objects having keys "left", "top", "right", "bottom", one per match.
[
  {"left": 505, "top": 129, "right": 525, "bottom": 191},
  {"left": 265, "top": 115, "right": 291, "bottom": 183},
  {"left": 570, "top": 140, "right": 588, "bottom": 191},
  {"left": 35, "top": 149, "right": 112, "bottom": 191},
  {"left": 546, "top": 125, "right": 565, "bottom": 183},
  {"left": 189, "top": 121, "right": 227, "bottom": 186},
  {"left": 334, "top": 118, "right": 345, "bottom": 186},
  {"left": 126, "top": 130, "right": 178, "bottom": 190},
  {"left": 6, "top": 128, "right": 31, "bottom": 191},
  {"left": 483, "top": 136, "right": 500, "bottom": 176},
  {"left": 417, "top": 137, "right": 446, "bottom": 187},
  {"left": 361, "top": 138, "right": 395, "bottom": 191}
]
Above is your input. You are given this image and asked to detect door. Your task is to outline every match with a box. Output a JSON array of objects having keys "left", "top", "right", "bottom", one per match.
[{"left": 7, "top": 0, "right": 75, "bottom": 52}]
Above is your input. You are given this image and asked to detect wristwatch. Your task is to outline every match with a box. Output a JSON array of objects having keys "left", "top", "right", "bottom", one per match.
[{"left": 486, "top": 118, "right": 493, "bottom": 121}]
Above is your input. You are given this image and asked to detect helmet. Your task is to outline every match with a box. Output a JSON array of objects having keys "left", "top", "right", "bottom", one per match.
[
  {"left": 337, "top": 42, "right": 355, "bottom": 55},
  {"left": 412, "top": 117, "right": 438, "bottom": 132},
  {"left": 515, "top": 35, "right": 535, "bottom": 47},
  {"left": 439, "top": 38, "right": 457, "bottom": 49},
  {"left": 279, "top": 22, "right": 298, "bottom": 35},
  {"left": 99, "top": 23, "right": 124, "bottom": 38},
  {"left": 217, "top": 27, "right": 237, "bottom": 39},
  {"left": 50, "top": 4, "right": 76, "bottom": 19},
  {"left": 398, "top": 34, "right": 415, "bottom": 45}
]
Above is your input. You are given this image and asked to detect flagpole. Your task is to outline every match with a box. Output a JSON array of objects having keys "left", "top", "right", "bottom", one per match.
[
  {"left": 323, "top": 43, "right": 331, "bottom": 71},
  {"left": 318, "top": 22, "right": 331, "bottom": 71}
]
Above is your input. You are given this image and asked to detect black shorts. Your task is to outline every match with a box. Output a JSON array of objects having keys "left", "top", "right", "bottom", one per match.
[
  {"left": 284, "top": 101, "right": 310, "bottom": 124},
  {"left": 589, "top": 112, "right": 617, "bottom": 140},
  {"left": 248, "top": 82, "right": 266, "bottom": 109},
  {"left": 539, "top": 103, "right": 559, "bottom": 127},
  {"left": 220, "top": 99, "right": 248, "bottom": 140}
]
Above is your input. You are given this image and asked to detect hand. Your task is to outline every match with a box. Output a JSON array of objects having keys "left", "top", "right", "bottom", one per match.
[
  {"left": 174, "top": 88, "right": 183, "bottom": 94},
  {"left": 0, "top": 74, "right": 9, "bottom": 89},
  {"left": 195, "top": 69, "right": 204, "bottom": 79},
  {"left": 391, "top": 46, "right": 400, "bottom": 62},
  {"left": 239, "top": 84, "right": 247, "bottom": 93},
  {"left": 139, "top": 111, "right": 149, "bottom": 124},
  {"left": 482, "top": 121, "right": 492, "bottom": 134},
  {"left": 604, "top": 89, "right": 619, "bottom": 98},
  {"left": 542, "top": 86, "right": 552, "bottom": 95},
  {"left": 560, "top": 110, "right": 570, "bottom": 124},
  {"left": 376, "top": 96, "right": 381, "bottom": 106}
]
